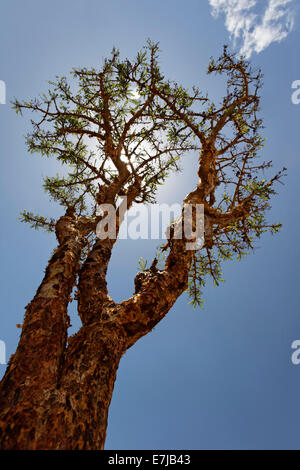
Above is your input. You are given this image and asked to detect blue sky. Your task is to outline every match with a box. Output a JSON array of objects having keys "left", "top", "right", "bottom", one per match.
[{"left": 0, "top": 0, "right": 300, "bottom": 449}]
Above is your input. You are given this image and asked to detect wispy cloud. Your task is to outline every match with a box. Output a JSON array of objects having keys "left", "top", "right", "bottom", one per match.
[{"left": 209, "top": 0, "right": 295, "bottom": 58}]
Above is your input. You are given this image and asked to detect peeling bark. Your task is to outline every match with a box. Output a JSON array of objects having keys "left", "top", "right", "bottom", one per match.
[
  {"left": 21, "top": 321, "right": 127, "bottom": 450},
  {"left": 0, "top": 229, "right": 192, "bottom": 449},
  {"left": 0, "top": 158, "right": 233, "bottom": 449},
  {"left": 0, "top": 47, "right": 273, "bottom": 450},
  {"left": 78, "top": 238, "right": 115, "bottom": 326},
  {"left": 0, "top": 174, "right": 260, "bottom": 448},
  {"left": 0, "top": 215, "right": 84, "bottom": 449},
  {"left": 121, "top": 239, "right": 193, "bottom": 348}
]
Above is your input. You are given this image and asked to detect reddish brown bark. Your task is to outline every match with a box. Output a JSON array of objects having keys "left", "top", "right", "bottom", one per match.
[
  {"left": 0, "top": 158, "right": 205, "bottom": 450},
  {"left": 0, "top": 143, "right": 250, "bottom": 449},
  {"left": 0, "top": 47, "right": 274, "bottom": 449},
  {"left": 0, "top": 223, "right": 192, "bottom": 449},
  {"left": 0, "top": 214, "right": 84, "bottom": 449}
]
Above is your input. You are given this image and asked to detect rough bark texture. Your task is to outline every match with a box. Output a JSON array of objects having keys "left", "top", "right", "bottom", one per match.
[
  {"left": 0, "top": 48, "right": 269, "bottom": 449},
  {"left": 0, "top": 153, "right": 206, "bottom": 450},
  {"left": 0, "top": 214, "right": 84, "bottom": 449},
  {"left": 0, "top": 147, "right": 253, "bottom": 449},
  {"left": 78, "top": 239, "right": 115, "bottom": 326},
  {"left": 0, "top": 218, "right": 192, "bottom": 449},
  {"left": 23, "top": 321, "right": 127, "bottom": 449}
]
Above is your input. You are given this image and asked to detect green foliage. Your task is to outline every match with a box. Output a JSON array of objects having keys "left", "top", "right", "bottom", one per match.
[
  {"left": 138, "top": 257, "right": 148, "bottom": 272},
  {"left": 13, "top": 41, "right": 196, "bottom": 220},
  {"left": 13, "top": 42, "right": 284, "bottom": 309},
  {"left": 19, "top": 210, "right": 56, "bottom": 233}
]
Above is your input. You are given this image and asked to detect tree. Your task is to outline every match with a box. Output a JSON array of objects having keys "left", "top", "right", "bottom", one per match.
[{"left": 0, "top": 42, "right": 284, "bottom": 450}]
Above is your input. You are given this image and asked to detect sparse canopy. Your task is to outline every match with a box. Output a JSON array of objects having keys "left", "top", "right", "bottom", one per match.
[
  {"left": 14, "top": 42, "right": 284, "bottom": 307},
  {"left": 0, "top": 41, "right": 285, "bottom": 451}
]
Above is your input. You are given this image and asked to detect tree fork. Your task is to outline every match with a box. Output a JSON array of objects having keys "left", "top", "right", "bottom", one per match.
[{"left": 0, "top": 44, "right": 283, "bottom": 449}]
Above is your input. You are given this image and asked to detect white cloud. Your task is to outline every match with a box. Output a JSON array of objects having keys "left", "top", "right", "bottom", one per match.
[{"left": 209, "top": 0, "right": 295, "bottom": 58}]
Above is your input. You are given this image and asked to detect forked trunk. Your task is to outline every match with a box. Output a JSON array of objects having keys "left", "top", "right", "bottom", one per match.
[
  {"left": 0, "top": 220, "right": 192, "bottom": 449},
  {"left": 0, "top": 316, "right": 126, "bottom": 449}
]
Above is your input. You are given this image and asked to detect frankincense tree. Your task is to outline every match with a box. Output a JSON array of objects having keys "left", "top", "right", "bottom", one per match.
[{"left": 0, "top": 42, "right": 284, "bottom": 449}]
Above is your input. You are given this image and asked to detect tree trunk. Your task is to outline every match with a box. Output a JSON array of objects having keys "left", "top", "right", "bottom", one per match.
[
  {"left": 0, "top": 319, "right": 126, "bottom": 449},
  {"left": 0, "top": 212, "right": 193, "bottom": 449},
  {"left": 0, "top": 215, "right": 84, "bottom": 449},
  {"left": 26, "top": 321, "right": 126, "bottom": 449}
]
